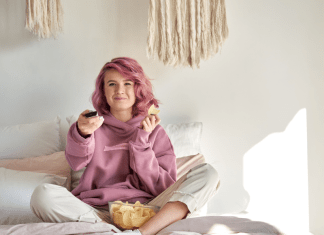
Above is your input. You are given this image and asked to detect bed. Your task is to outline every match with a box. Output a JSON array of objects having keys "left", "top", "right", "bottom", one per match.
[{"left": 0, "top": 116, "right": 283, "bottom": 235}]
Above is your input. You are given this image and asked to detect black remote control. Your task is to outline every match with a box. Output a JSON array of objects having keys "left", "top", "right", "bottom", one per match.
[{"left": 84, "top": 111, "right": 98, "bottom": 118}]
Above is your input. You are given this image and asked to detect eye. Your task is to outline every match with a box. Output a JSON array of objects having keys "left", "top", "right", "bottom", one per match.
[
  {"left": 108, "top": 83, "right": 115, "bottom": 87},
  {"left": 125, "top": 82, "right": 132, "bottom": 86}
]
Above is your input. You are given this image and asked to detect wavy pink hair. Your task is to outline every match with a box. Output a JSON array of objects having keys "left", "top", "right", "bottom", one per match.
[{"left": 92, "top": 57, "right": 160, "bottom": 117}]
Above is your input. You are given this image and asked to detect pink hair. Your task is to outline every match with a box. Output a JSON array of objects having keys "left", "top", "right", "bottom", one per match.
[{"left": 92, "top": 57, "right": 160, "bottom": 117}]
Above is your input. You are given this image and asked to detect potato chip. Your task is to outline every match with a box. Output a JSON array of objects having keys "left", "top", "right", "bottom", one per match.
[
  {"left": 149, "top": 210, "right": 156, "bottom": 217},
  {"left": 133, "top": 208, "right": 143, "bottom": 219},
  {"left": 134, "top": 201, "right": 142, "bottom": 206},
  {"left": 148, "top": 104, "right": 160, "bottom": 115},
  {"left": 120, "top": 204, "right": 135, "bottom": 213},
  {"left": 113, "top": 211, "right": 123, "bottom": 226},
  {"left": 122, "top": 210, "right": 133, "bottom": 229},
  {"left": 134, "top": 206, "right": 143, "bottom": 211},
  {"left": 132, "top": 216, "right": 150, "bottom": 227},
  {"left": 143, "top": 208, "right": 151, "bottom": 217},
  {"left": 111, "top": 203, "right": 122, "bottom": 213}
]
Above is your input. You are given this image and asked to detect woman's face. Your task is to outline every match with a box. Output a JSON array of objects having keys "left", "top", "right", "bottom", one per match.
[{"left": 104, "top": 69, "right": 136, "bottom": 115}]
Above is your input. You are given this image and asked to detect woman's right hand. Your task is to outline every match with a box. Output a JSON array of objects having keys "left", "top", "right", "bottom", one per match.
[{"left": 77, "top": 110, "right": 104, "bottom": 137}]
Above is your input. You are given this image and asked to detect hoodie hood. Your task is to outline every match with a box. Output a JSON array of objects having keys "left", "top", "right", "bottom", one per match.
[{"left": 102, "top": 111, "right": 145, "bottom": 134}]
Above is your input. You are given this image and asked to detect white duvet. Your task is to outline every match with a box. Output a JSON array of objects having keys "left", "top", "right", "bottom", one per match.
[{"left": 0, "top": 215, "right": 283, "bottom": 235}]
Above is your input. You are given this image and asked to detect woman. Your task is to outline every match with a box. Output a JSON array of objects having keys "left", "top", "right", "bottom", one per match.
[{"left": 30, "top": 57, "right": 220, "bottom": 235}]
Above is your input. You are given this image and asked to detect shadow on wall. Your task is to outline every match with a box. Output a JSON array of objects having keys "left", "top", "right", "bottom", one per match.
[
  {"left": 243, "top": 108, "right": 309, "bottom": 234},
  {"left": 0, "top": 1, "right": 35, "bottom": 51}
]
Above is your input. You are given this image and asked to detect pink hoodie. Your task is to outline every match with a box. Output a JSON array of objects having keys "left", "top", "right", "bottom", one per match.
[{"left": 65, "top": 112, "right": 177, "bottom": 206}]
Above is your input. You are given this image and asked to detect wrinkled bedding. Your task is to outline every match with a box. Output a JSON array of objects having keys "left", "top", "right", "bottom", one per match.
[
  {"left": 0, "top": 221, "right": 119, "bottom": 235},
  {"left": 0, "top": 215, "right": 283, "bottom": 235}
]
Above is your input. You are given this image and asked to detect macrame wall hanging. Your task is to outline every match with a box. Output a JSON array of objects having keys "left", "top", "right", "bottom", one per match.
[
  {"left": 25, "top": 0, "right": 64, "bottom": 39},
  {"left": 147, "top": 0, "right": 229, "bottom": 69}
]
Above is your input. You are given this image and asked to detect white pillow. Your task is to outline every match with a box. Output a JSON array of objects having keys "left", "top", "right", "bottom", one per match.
[
  {"left": 66, "top": 115, "right": 78, "bottom": 126},
  {"left": 161, "top": 122, "right": 202, "bottom": 158},
  {"left": 0, "top": 117, "right": 61, "bottom": 159},
  {"left": 66, "top": 115, "right": 83, "bottom": 190},
  {"left": 0, "top": 167, "right": 67, "bottom": 225}
]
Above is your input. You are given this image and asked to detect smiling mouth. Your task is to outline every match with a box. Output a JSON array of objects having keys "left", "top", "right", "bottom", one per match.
[{"left": 114, "top": 97, "right": 126, "bottom": 100}]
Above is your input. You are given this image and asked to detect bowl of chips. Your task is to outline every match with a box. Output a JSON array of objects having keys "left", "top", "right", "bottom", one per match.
[{"left": 108, "top": 201, "right": 160, "bottom": 231}]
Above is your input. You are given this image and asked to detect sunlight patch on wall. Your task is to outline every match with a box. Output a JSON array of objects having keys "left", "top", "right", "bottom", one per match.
[{"left": 243, "top": 108, "right": 309, "bottom": 234}]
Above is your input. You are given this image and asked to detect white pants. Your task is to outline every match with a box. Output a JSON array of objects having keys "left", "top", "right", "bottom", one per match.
[{"left": 30, "top": 163, "right": 220, "bottom": 224}]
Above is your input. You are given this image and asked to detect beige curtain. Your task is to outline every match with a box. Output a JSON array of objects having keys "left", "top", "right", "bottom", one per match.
[
  {"left": 25, "top": 0, "right": 64, "bottom": 39},
  {"left": 147, "top": 0, "right": 229, "bottom": 69}
]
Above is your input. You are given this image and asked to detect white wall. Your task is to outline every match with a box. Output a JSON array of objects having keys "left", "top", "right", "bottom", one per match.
[
  {"left": 0, "top": 1, "right": 323, "bottom": 234},
  {"left": 0, "top": 0, "right": 117, "bottom": 124}
]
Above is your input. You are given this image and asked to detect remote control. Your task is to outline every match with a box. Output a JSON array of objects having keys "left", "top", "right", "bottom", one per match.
[{"left": 84, "top": 111, "right": 98, "bottom": 118}]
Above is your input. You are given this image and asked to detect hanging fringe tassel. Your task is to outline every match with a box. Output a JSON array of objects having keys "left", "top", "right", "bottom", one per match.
[
  {"left": 147, "top": 0, "right": 156, "bottom": 59},
  {"left": 174, "top": 0, "right": 182, "bottom": 67},
  {"left": 189, "top": 0, "right": 196, "bottom": 68},
  {"left": 146, "top": 0, "right": 229, "bottom": 69},
  {"left": 201, "top": 0, "right": 211, "bottom": 61},
  {"left": 195, "top": 0, "right": 202, "bottom": 67},
  {"left": 165, "top": 0, "right": 173, "bottom": 65},
  {"left": 181, "top": 0, "right": 189, "bottom": 67},
  {"left": 158, "top": 0, "right": 166, "bottom": 62},
  {"left": 25, "top": 0, "right": 64, "bottom": 39}
]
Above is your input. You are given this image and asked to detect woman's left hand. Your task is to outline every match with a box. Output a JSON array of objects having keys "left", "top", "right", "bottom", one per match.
[{"left": 140, "top": 114, "right": 161, "bottom": 133}]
